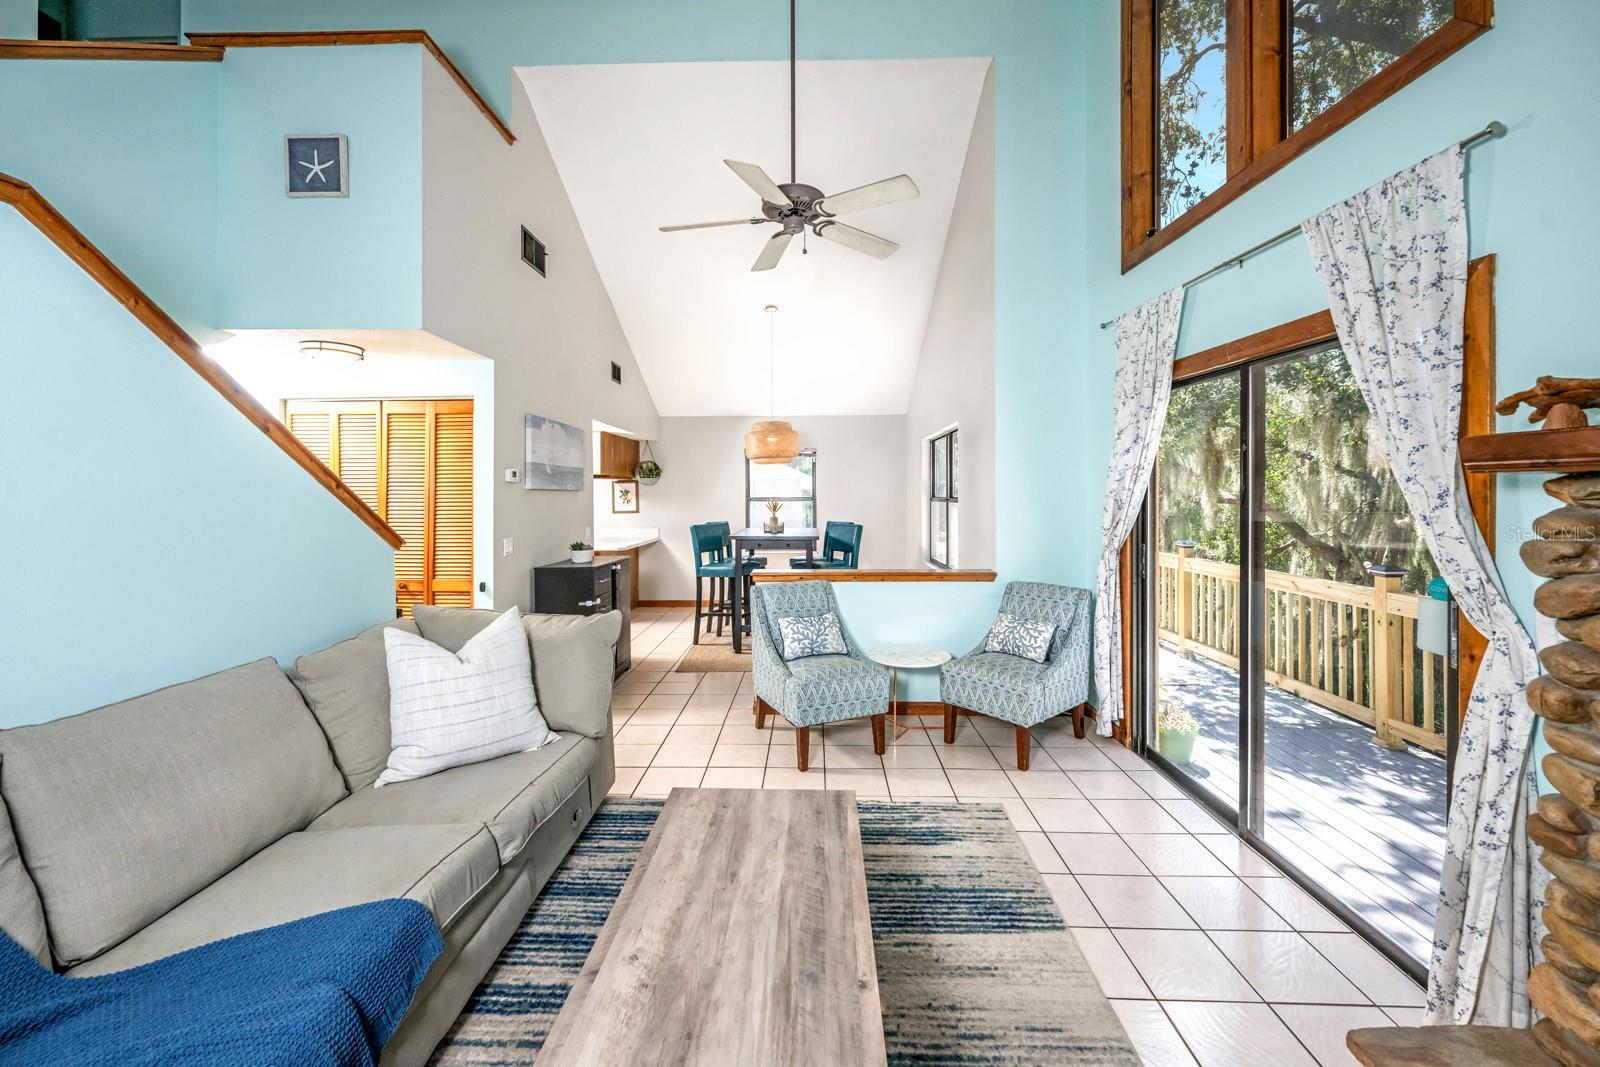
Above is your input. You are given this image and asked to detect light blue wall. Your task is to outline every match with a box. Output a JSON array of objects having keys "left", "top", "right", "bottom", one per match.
[
  {"left": 0, "top": 59, "right": 219, "bottom": 335},
  {"left": 833, "top": 582, "right": 1004, "bottom": 701},
  {"left": 0, "top": 0, "right": 36, "bottom": 38},
  {"left": 216, "top": 46, "right": 424, "bottom": 329},
  {"left": 1076, "top": 0, "right": 1599, "bottom": 767},
  {"left": 0, "top": 211, "right": 394, "bottom": 727},
  {"left": 182, "top": 0, "right": 1088, "bottom": 671}
]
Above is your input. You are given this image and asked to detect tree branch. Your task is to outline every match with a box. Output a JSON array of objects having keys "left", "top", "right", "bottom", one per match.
[{"left": 1292, "top": 7, "right": 1423, "bottom": 58}]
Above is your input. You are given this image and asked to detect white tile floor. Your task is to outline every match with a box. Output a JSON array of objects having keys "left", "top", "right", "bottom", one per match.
[{"left": 610, "top": 606, "right": 1426, "bottom": 1066}]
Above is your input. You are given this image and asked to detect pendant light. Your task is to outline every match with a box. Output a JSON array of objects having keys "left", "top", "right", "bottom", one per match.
[{"left": 745, "top": 304, "right": 800, "bottom": 464}]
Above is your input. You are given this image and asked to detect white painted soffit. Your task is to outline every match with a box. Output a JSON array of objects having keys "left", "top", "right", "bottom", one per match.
[{"left": 518, "top": 57, "right": 990, "bottom": 418}]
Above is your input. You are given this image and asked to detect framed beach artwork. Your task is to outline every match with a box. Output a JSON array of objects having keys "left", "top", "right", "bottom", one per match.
[
  {"left": 611, "top": 479, "right": 639, "bottom": 514},
  {"left": 523, "top": 414, "right": 585, "bottom": 490}
]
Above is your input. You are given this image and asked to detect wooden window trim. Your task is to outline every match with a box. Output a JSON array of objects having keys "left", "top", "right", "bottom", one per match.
[
  {"left": 1121, "top": 253, "right": 1496, "bottom": 736},
  {"left": 1122, "top": 0, "right": 1492, "bottom": 273}
]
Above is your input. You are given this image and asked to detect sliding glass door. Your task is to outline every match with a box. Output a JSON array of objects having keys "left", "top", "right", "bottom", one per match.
[
  {"left": 1152, "top": 372, "right": 1243, "bottom": 816},
  {"left": 1137, "top": 341, "right": 1454, "bottom": 972}
]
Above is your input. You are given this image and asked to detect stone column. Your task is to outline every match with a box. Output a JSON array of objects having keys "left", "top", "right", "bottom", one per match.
[{"left": 1524, "top": 472, "right": 1600, "bottom": 1067}]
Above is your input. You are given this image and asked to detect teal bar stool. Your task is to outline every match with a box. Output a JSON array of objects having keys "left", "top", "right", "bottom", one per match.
[
  {"left": 711, "top": 520, "right": 766, "bottom": 634},
  {"left": 789, "top": 521, "right": 861, "bottom": 569},
  {"left": 691, "top": 523, "right": 761, "bottom": 644}
]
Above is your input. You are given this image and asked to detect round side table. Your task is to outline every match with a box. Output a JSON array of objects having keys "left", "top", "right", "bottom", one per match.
[{"left": 867, "top": 644, "right": 952, "bottom": 740}]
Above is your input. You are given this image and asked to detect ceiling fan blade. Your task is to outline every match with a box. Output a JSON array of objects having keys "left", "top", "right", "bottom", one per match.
[
  {"left": 659, "top": 218, "right": 768, "bottom": 232},
  {"left": 814, "top": 221, "right": 898, "bottom": 259},
  {"left": 725, "top": 160, "right": 792, "bottom": 208},
  {"left": 815, "top": 174, "right": 920, "bottom": 217},
  {"left": 751, "top": 231, "right": 793, "bottom": 272}
]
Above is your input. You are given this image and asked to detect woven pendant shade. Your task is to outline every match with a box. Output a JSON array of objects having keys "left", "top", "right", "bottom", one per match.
[{"left": 745, "top": 420, "right": 800, "bottom": 464}]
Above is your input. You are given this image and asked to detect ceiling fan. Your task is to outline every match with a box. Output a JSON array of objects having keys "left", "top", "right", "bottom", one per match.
[{"left": 657, "top": 0, "right": 920, "bottom": 272}]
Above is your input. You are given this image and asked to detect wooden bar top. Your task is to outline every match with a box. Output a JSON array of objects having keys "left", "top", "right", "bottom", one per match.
[
  {"left": 537, "top": 789, "right": 886, "bottom": 1066},
  {"left": 754, "top": 568, "right": 997, "bottom": 583}
]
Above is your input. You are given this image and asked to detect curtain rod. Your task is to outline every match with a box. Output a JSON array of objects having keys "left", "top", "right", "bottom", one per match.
[{"left": 1097, "top": 120, "right": 1506, "bottom": 330}]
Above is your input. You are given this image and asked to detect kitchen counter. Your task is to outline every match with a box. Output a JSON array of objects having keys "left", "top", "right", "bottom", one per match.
[
  {"left": 594, "top": 529, "right": 659, "bottom": 609},
  {"left": 594, "top": 528, "right": 659, "bottom": 552}
]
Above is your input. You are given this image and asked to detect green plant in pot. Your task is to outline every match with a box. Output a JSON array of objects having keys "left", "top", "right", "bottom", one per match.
[
  {"left": 1156, "top": 699, "right": 1199, "bottom": 765},
  {"left": 569, "top": 540, "right": 593, "bottom": 564},
  {"left": 636, "top": 442, "right": 662, "bottom": 486}
]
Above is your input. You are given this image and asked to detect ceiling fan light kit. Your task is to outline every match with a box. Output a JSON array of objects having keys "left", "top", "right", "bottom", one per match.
[{"left": 658, "top": 0, "right": 921, "bottom": 271}]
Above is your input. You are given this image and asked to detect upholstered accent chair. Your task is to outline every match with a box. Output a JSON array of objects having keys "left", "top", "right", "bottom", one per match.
[
  {"left": 750, "top": 580, "right": 890, "bottom": 771},
  {"left": 939, "top": 581, "right": 1092, "bottom": 770},
  {"left": 788, "top": 521, "right": 862, "bottom": 569}
]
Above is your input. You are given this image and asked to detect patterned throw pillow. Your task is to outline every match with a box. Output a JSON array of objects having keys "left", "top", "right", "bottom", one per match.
[
  {"left": 983, "top": 612, "right": 1055, "bottom": 663},
  {"left": 379, "top": 607, "right": 557, "bottom": 786},
  {"left": 776, "top": 612, "right": 850, "bottom": 661}
]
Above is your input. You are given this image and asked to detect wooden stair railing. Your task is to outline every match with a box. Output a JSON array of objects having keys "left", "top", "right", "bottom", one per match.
[
  {"left": 184, "top": 30, "right": 514, "bottom": 145},
  {"left": 0, "top": 40, "right": 223, "bottom": 61},
  {"left": 0, "top": 30, "right": 510, "bottom": 145},
  {"left": 0, "top": 173, "right": 404, "bottom": 551}
]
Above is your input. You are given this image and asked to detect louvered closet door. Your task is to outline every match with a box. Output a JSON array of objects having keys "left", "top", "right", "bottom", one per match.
[
  {"left": 382, "top": 402, "right": 430, "bottom": 617},
  {"left": 283, "top": 401, "right": 382, "bottom": 515},
  {"left": 284, "top": 398, "right": 474, "bottom": 617},
  {"left": 429, "top": 401, "right": 476, "bottom": 608}
]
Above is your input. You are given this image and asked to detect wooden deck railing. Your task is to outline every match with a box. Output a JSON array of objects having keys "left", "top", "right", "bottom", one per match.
[{"left": 1156, "top": 547, "right": 1447, "bottom": 754}]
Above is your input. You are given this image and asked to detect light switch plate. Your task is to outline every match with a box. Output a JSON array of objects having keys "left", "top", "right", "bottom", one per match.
[
  {"left": 502, "top": 537, "right": 514, "bottom": 557},
  {"left": 503, "top": 467, "right": 520, "bottom": 483}
]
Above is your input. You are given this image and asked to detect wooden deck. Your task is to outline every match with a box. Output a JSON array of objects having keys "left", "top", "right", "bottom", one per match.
[{"left": 1158, "top": 643, "right": 1445, "bottom": 963}]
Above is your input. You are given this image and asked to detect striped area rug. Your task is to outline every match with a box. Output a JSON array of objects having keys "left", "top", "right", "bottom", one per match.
[{"left": 431, "top": 799, "right": 1137, "bottom": 1065}]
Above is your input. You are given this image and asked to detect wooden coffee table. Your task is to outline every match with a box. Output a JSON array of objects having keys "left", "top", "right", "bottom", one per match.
[{"left": 536, "top": 788, "right": 886, "bottom": 1066}]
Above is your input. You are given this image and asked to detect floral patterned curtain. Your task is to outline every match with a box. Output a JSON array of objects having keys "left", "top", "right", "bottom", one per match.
[
  {"left": 1302, "top": 146, "right": 1540, "bottom": 1026},
  {"left": 1093, "top": 287, "right": 1185, "bottom": 737}
]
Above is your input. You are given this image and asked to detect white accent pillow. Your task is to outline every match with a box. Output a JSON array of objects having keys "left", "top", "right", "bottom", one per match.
[{"left": 378, "top": 607, "right": 556, "bottom": 787}]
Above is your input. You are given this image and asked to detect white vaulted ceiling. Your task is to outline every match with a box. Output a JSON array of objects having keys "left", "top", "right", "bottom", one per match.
[{"left": 518, "top": 58, "right": 989, "bottom": 417}]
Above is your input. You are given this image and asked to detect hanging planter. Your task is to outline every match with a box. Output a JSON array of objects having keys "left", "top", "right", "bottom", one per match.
[{"left": 636, "top": 442, "right": 662, "bottom": 486}]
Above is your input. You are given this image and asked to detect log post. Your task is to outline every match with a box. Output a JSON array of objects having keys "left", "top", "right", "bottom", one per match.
[
  {"left": 1367, "top": 564, "right": 1407, "bottom": 751},
  {"left": 1176, "top": 540, "right": 1196, "bottom": 658},
  {"left": 1527, "top": 471, "right": 1600, "bottom": 1067}
]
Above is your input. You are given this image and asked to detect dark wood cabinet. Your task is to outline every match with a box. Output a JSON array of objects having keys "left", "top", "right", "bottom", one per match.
[{"left": 531, "top": 556, "right": 631, "bottom": 676}]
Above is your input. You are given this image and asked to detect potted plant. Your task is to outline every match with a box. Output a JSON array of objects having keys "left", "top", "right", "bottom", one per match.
[
  {"left": 569, "top": 540, "right": 594, "bottom": 564},
  {"left": 1156, "top": 699, "right": 1199, "bottom": 765},
  {"left": 636, "top": 459, "right": 662, "bottom": 486},
  {"left": 762, "top": 498, "right": 783, "bottom": 534}
]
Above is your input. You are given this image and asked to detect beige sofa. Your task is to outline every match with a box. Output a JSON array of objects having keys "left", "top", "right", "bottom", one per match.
[{"left": 0, "top": 605, "right": 619, "bottom": 1065}]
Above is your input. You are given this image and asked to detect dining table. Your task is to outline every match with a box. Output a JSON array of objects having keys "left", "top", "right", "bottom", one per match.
[{"left": 727, "top": 526, "right": 819, "bottom": 654}]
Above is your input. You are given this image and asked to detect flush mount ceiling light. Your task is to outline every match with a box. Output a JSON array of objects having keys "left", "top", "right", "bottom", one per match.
[
  {"left": 298, "top": 339, "right": 365, "bottom": 361},
  {"left": 745, "top": 304, "right": 799, "bottom": 464}
]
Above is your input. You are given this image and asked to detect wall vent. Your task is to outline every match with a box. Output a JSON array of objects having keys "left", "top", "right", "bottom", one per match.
[
  {"left": 610, "top": 362, "right": 622, "bottom": 384},
  {"left": 520, "top": 227, "right": 547, "bottom": 276}
]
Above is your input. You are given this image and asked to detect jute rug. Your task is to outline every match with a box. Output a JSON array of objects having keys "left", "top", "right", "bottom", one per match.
[
  {"left": 673, "top": 635, "right": 750, "bottom": 673},
  {"left": 431, "top": 799, "right": 1138, "bottom": 1065}
]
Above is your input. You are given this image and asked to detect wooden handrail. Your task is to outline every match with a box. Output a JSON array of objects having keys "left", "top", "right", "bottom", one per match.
[
  {"left": 0, "top": 174, "right": 404, "bottom": 550},
  {"left": 184, "top": 30, "right": 514, "bottom": 145},
  {"left": 0, "top": 39, "right": 223, "bottom": 61},
  {"left": 752, "top": 569, "right": 998, "bottom": 583}
]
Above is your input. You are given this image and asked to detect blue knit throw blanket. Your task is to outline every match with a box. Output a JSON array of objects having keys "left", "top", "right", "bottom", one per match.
[{"left": 0, "top": 899, "right": 442, "bottom": 1066}]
